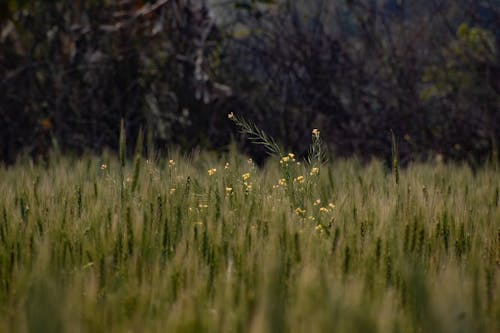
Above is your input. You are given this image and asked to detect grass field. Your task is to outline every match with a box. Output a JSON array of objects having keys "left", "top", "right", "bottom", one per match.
[{"left": 0, "top": 147, "right": 499, "bottom": 332}]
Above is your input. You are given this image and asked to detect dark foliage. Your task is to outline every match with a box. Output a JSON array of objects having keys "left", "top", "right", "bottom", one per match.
[{"left": 0, "top": 0, "right": 498, "bottom": 166}]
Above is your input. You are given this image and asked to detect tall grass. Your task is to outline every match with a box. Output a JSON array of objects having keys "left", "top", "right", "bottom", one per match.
[{"left": 0, "top": 148, "right": 498, "bottom": 332}]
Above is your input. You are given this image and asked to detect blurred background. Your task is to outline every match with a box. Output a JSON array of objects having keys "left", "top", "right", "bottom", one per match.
[{"left": 0, "top": 0, "right": 498, "bottom": 166}]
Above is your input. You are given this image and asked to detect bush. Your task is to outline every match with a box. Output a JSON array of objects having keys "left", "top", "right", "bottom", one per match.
[
  {"left": 0, "top": 0, "right": 232, "bottom": 163},
  {"left": 220, "top": 0, "right": 499, "bottom": 165}
]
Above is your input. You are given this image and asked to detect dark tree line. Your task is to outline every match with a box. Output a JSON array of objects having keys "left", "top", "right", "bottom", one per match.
[{"left": 0, "top": 0, "right": 499, "bottom": 165}]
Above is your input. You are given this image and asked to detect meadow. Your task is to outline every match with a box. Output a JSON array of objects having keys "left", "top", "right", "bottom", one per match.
[{"left": 0, "top": 142, "right": 499, "bottom": 332}]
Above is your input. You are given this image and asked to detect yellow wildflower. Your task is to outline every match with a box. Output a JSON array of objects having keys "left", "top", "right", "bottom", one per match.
[
  {"left": 242, "top": 173, "right": 251, "bottom": 181},
  {"left": 294, "top": 175, "right": 305, "bottom": 183},
  {"left": 310, "top": 167, "right": 319, "bottom": 176},
  {"left": 278, "top": 178, "right": 287, "bottom": 186},
  {"left": 226, "top": 187, "right": 233, "bottom": 194},
  {"left": 169, "top": 159, "right": 176, "bottom": 167},
  {"left": 314, "top": 199, "right": 321, "bottom": 206},
  {"left": 199, "top": 204, "right": 208, "bottom": 209},
  {"left": 319, "top": 207, "right": 329, "bottom": 213},
  {"left": 100, "top": 164, "right": 107, "bottom": 170},
  {"left": 224, "top": 162, "right": 230, "bottom": 170},
  {"left": 280, "top": 156, "right": 290, "bottom": 164},
  {"left": 280, "top": 153, "right": 296, "bottom": 165},
  {"left": 312, "top": 128, "right": 320, "bottom": 137},
  {"left": 328, "top": 203, "right": 336, "bottom": 209},
  {"left": 169, "top": 188, "right": 176, "bottom": 194},
  {"left": 228, "top": 112, "right": 234, "bottom": 119},
  {"left": 295, "top": 207, "right": 306, "bottom": 216},
  {"left": 208, "top": 168, "right": 217, "bottom": 176},
  {"left": 308, "top": 216, "right": 316, "bottom": 221}
]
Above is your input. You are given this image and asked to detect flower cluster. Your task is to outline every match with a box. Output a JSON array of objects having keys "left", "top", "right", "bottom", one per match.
[
  {"left": 319, "top": 203, "right": 336, "bottom": 214},
  {"left": 309, "top": 167, "right": 319, "bottom": 176},
  {"left": 294, "top": 175, "right": 305, "bottom": 184},
  {"left": 295, "top": 207, "right": 306, "bottom": 216},
  {"left": 280, "top": 153, "right": 296, "bottom": 165}
]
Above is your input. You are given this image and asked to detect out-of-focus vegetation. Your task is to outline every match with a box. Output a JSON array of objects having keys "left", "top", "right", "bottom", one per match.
[
  {"left": 1, "top": 0, "right": 499, "bottom": 165},
  {"left": 0, "top": 147, "right": 499, "bottom": 332}
]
